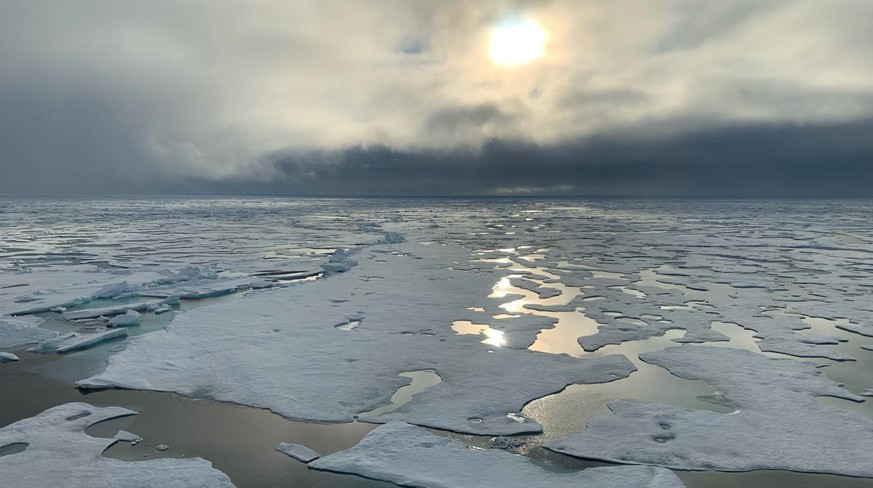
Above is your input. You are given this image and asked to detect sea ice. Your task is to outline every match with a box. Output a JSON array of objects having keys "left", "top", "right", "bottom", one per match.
[
  {"left": 0, "top": 403, "right": 234, "bottom": 487},
  {"left": 0, "top": 317, "right": 55, "bottom": 349},
  {"left": 276, "top": 442, "right": 321, "bottom": 462},
  {"left": 107, "top": 310, "right": 142, "bottom": 327},
  {"left": 114, "top": 430, "right": 143, "bottom": 443},
  {"left": 320, "top": 249, "right": 358, "bottom": 274},
  {"left": 0, "top": 352, "right": 19, "bottom": 362},
  {"left": 836, "top": 322, "right": 873, "bottom": 338},
  {"left": 61, "top": 296, "right": 178, "bottom": 321},
  {"left": 310, "top": 422, "right": 686, "bottom": 488},
  {"left": 545, "top": 346, "right": 873, "bottom": 477},
  {"left": 81, "top": 242, "right": 635, "bottom": 435},
  {"left": 30, "top": 328, "right": 128, "bottom": 354}
]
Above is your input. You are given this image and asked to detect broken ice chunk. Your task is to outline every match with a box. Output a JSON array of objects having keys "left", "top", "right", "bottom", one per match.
[
  {"left": 0, "top": 403, "right": 233, "bottom": 487},
  {"left": 379, "top": 232, "right": 405, "bottom": 244},
  {"left": 320, "top": 249, "right": 358, "bottom": 274},
  {"left": 491, "top": 436, "right": 525, "bottom": 450},
  {"left": 114, "top": 430, "right": 143, "bottom": 444},
  {"left": 93, "top": 282, "right": 138, "bottom": 299},
  {"left": 276, "top": 442, "right": 321, "bottom": 462},
  {"left": 310, "top": 423, "right": 685, "bottom": 488},
  {"left": 62, "top": 296, "right": 178, "bottom": 321},
  {"left": 107, "top": 310, "right": 142, "bottom": 327},
  {"left": 29, "top": 329, "right": 128, "bottom": 354},
  {"left": 0, "top": 317, "right": 56, "bottom": 349},
  {"left": 0, "top": 352, "right": 19, "bottom": 362}
]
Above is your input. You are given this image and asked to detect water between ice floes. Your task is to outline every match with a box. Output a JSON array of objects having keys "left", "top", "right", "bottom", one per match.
[{"left": 4, "top": 198, "right": 873, "bottom": 488}]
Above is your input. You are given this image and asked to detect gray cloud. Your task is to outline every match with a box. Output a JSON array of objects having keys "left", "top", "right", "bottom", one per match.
[{"left": 1, "top": 0, "right": 872, "bottom": 195}]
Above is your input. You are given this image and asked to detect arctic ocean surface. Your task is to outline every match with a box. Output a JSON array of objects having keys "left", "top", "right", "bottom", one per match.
[{"left": 2, "top": 196, "right": 873, "bottom": 488}]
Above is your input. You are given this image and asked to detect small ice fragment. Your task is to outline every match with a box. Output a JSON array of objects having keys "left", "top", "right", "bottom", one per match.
[
  {"left": 335, "top": 319, "right": 361, "bottom": 331},
  {"left": 108, "top": 310, "right": 141, "bottom": 327},
  {"left": 156, "top": 444, "right": 169, "bottom": 451},
  {"left": 320, "top": 249, "right": 358, "bottom": 274},
  {"left": 491, "top": 436, "right": 525, "bottom": 450},
  {"left": 861, "top": 389, "right": 873, "bottom": 397},
  {"left": 93, "top": 282, "right": 138, "bottom": 299},
  {"left": 0, "top": 352, "right": 19, "bottom": 362},
  {"left": 276, "top": 442, "right": 321, "bottom": 463},
  {"left": 506, "top": 413, "right": 527, "bottom": 423},
  {"left": 380, "top": 232, "right": 405, "bottom": 244},
  {"left": 115, "top": 430, "right": 143, "bottom": 443},
  {"left": 153, "top": 304, "right": 173, "bottom": 314},
  {"left": 54, "top": 329, "right": 128, "bottom": 353}
]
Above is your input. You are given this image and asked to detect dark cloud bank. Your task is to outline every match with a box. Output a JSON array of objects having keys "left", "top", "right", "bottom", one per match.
[
  {"left": 256, "top": 120, "right": 873, "bottom": 197},
  {"left": 8, "top": 120, "right": 865, "bottom": 198}
]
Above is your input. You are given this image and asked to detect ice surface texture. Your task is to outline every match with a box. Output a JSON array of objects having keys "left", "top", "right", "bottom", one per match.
[
  {"left": 0, "top": 402, "right": 234, "bottom": 487},
  {"left": 81, "top": 242, "right": 635, "bottom": 435},
  {"left": 546, "top": 346, "right": 873, "bottom": 476},
  {"left": 30, "top": 328, "right": 128, "bottom": 354},
  {"left": 0, "top": 317, "right": 55, "bottom": 349},
  {"left": 276, "top": 442, "right": 320, "bottom": 462},
  {"left": 311, "top": 422, "right": 686, "bottom": 488}
]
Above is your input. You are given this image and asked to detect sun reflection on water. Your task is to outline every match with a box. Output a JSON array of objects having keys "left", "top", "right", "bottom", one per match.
[{"left": 452, "top": 321, "right": 506, "bottom": 347}]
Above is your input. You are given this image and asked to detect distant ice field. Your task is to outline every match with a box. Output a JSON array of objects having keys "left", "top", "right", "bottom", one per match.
[{"left": 3, "top": 197, "right": 873, "bottom": 487}]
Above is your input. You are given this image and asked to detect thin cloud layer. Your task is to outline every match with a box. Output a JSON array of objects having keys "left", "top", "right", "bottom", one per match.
[{"left": 1, "top": 0, "right": 872, "bottom": 195}]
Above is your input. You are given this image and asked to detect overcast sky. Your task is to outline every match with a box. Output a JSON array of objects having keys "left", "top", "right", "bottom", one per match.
[{"left": 1, "top": 0, "right": 872, "bottom": 196}]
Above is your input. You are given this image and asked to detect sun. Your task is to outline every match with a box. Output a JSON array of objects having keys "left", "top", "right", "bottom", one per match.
[{"left": 488, "top": 19, "right": 550, "bottom": 67}]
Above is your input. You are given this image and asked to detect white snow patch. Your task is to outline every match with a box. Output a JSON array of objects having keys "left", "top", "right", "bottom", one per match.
[
  {"left": 80, "top": 243, "right": 635, "bottom": 435},
  {"left": 0, "top": 317, "right": 56, "bottom": 349},
  {"left": 546, "top": 346, "right": 873, "bottom": 477},
  {"left": 310, "top": 422, "right": 686, "bottom": 488}
]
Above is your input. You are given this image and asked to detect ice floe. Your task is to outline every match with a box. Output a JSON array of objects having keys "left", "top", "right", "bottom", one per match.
[
  {"left": 107, "top": 309, "right": 142, "bottom": 327},
  {"left": 320, "top": 249, "right": 358, "bottom": 274},
  {"left": 276, "top": 442, "right": 321, "bottom": 462},
  {"left": 114, "top": 430, "right": 142, "bottom": 444},
  {"left": 81, "top": 242, "right": 635, "bottom": 435},
  {"left": 0, "top": 402, "right": 234, "bottom": 487},
  {"left": 0, "top": 351, "right": 19, "bottom": 362},
  {"left": 0, "top": 316, "right": 55, "bottom": 349},
  {"left": 30, "top": 328, "right": 128, "bottom": 354},
  {"left": 61, "top": 296, "right": 178, "bottom": 321},
  {"left": 545, "top": 346, "right": 873, "bottom": 476},
  {"left": 310, "top": 422, "right": 686, "bottom": 488}
]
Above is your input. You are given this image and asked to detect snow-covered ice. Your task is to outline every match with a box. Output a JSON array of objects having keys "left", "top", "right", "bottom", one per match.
[
  {"left": 61, "top": 296, "right": 177, "bottom": 321},
  {"left": 0, "top": 402, "right": 234, "bottom": 487},
  {"left": 310, "top": 422, "right": 686, "bottom": 488},
  {"left": 0, "top": 317, "right": 55, "bottom": 349},
  {"left": 276, "top": 442, "right": 321, "bottom": 462},
  {"left": 29, "top": 328, "right": 128, "bottom": 354},
  {"left": 107, "top": 309, "right": 142, "bottom": 327},
  {"left": 0, "top": 351, "right": 19, "bottom": 362},
  {"left": 545, "top": 346, "right": 873, "bottom": 476},
  {"left": 7, "top": 197, "right": 873, "bottom": 483},
  {"left": 319, "top": 248, "right": 358, "bottom": 274},
  {"left": 114, "top": 430, "right": 143, "bottom": 443},
  {"left": 80, "top": 241, "right": 635, "bottom": 435}
]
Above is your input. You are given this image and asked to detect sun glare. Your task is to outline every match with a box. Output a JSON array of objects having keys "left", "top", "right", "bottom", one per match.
[{"left": 488, "top": 20, "right": 550, "bottom": 67}]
